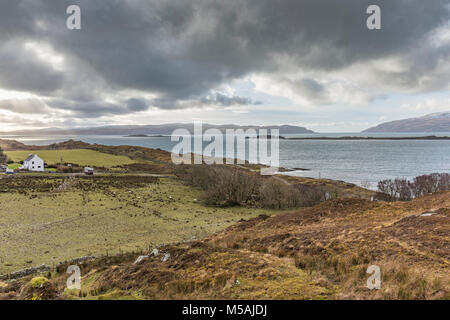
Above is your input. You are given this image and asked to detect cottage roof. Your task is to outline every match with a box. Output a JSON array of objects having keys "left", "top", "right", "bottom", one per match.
[
  {"left": 24, "top": 154, "right": 36, "bottom": 162},
  {"left": 24, "top": 154, "right": 42, "bottom": 162}
]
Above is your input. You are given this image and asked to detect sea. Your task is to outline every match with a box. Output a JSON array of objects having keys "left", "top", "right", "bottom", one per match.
[{"left": 1, "top": 132, "right": 449, "bottom": 189}]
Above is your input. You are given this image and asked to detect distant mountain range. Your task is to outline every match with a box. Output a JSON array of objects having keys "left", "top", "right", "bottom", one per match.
[
  {"left": 363, "top": 112, "right": 450, "bottom": 132},
  {"left": 0, "top": 124, "right": 314, "bottom": 136}
]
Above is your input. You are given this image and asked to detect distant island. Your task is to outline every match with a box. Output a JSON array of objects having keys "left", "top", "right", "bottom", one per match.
[
  {"left": 285, "top": 135, "right": 450, "bottom": 140},
  {"left": 246, "top": 135, "right": 287, "bottom": 139},
  {"left": 0, "top": 123, "right": 315, "bottom": 136},
  {"left": 125, "top": 134, "right": 167, "bottom": 138},
  {"left": 247, "top": 135, "right": 450, "bottom": 140},
  {"left": 363, "top": 112, "right": 450, "bottom": 132}
]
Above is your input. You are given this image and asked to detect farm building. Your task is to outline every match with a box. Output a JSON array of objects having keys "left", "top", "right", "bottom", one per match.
[{"left": 21, "top": 154, "right": 45, "bottom": 172}]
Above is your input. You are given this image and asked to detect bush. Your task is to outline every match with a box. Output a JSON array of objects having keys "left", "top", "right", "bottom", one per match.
[
  {"left": 0, "top": 147, "right": 7, "bottom": 164},
  {"left": 175, "top": 164, "right": 327, "bottom": 209},
  {"left": 377, "top": 179, "right": 396, "bottom": 201},
  {"left": 411, "top": 173, "right": 450, "bottom": 197},
  {"left": 394, "top": 178, "right": 413, "bottom": 201},
  {"left": 294, "top": 184, "right": 328, "bottom": 206},
  {"left": 30, "top": 277, "right": 49, "bottom": 288},
  {"left": 378, "top": 173, "right": 450, "bottom": 201},
  {"left": 202, "top": 166, "right": 261, "bottom": 207},
  {"left": 259, "top": 178, "right": 301, "bottom": 209}
]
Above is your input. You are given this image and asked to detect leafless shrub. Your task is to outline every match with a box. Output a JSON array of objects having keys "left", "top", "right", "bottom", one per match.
[
  {"left": 394, "top": 178, "right": 413, "bottom": 201},
  {"left": 259, "top": 178, "right": 301, "bottom": 209},
  {"left": 203, "top": 166, "right": 261, "bottom": 207},
  {"left": 174, "top": 164, "right": 215, "bottom": 188},
  {"left": 377, "top": 179, "right": 396, "bottom": 201},
  {"left": 176, "top": 164, "right": 327, "bottom": 209},
  {"left": 437, "top": 173, "right": 450, "bottom": 191},
  {"left": 411, "top": 173, "right": 450, "bottom": 197},
  {"left": 0, "top": 147, "right": 7, "bottom": 164},
  {"left": 378, "top": 173, "right": 450, "bottom": 201},
  {"left": 53, "top": 176, "right": 78, "bottom": 192},
  {"left": 294, "top": 184, "right": 328, "bottom": 206},
  {"left": 360, "top": 180, "right": 373, "bottom": 189}
]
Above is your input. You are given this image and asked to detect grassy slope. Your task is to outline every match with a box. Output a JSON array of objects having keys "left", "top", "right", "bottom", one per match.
[
  {"left": 5, "top": 191, "right": 446, "bottom": 300},
  {"left": 5, "top": 149, "right": 137, "bottom": 168},
  {"left": 0, "top": 176, "right": 278, "bottom": 274},
  {"left": 204, "top": 193, "right": 450, "bottom": 299}
]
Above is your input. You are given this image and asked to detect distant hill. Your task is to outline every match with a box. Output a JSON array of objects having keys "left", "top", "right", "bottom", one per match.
[
  {"left": 363, "top": 112, "right": 450, "bottom": 132},
  {"left": 0, "top": 123, "right": 314, "bottom": 136}
]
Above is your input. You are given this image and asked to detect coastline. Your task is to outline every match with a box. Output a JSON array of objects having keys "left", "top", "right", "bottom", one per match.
[{"left": 249, "top": 135, "right": 450, "bottom": 140}]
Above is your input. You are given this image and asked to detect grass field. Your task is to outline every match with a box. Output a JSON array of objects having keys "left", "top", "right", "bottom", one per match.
[
  {"left": 5, "top": 149, "right": 137, "bottom": 168},
  {"left": 0, "top": 176, "right": 277, "bottom": 274},
  {"left": 7, "top": 163, "right": 21, "bottom": 170},
  {"left": 53, "top": 191, "right": 446, "bottom": 300}
]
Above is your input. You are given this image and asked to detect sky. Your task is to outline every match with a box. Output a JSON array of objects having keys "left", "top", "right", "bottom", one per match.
[{"left": 0, "top": 0, "right": 449, "bottom": 132}]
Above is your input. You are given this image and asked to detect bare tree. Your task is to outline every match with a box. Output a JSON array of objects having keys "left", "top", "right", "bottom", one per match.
[
  {"left": 0, "top": 147, "right": 7, "bottom": 164},
  {"left": 377, "top": 179, "right": 396, "bottom": 201},
  {"left": 378, "top": 173, "right": 450, "bottom": 201},
  {"left": 393, "top": 178, "right": 412, "bottom": 201}
]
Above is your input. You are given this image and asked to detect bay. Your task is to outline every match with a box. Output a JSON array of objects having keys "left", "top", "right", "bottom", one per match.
[{"left": 1, "top": 132, "right": 449, "bottom": 189}]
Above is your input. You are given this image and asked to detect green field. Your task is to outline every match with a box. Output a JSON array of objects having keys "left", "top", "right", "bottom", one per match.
[
  {"left": 0, "top": 176, "right": 276, "bottom": 274},
  {"left": 7, "top": 163, "right": 21, "bottom": 170},
  {"left": 5, "top": 149, "right": 137, "bottom": 168}
]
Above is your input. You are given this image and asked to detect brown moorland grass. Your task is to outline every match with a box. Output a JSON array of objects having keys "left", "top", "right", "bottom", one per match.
[
  {"left": 1, "top": 191, "right": 447, "bottom": 300},
  {"left": 206, "top": 192, "right": 450, "bottom": 299}
]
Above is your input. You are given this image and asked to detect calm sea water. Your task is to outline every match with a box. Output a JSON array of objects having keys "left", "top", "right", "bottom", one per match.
[{"left": 2, "top": 133, "right": 449, "bottom": 188}]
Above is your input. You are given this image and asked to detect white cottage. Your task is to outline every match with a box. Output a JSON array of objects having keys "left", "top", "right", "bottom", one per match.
[{"left": 21, "top": 154, "right": 44, "bottom": 172}]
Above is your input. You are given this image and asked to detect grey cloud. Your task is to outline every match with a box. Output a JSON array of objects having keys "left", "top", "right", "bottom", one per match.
[
  {"left": 149, "top": 93, "right": 261, "bottom": 109},
  {"left": 46, "top": 98, "right": 150, "bottom": 117},
  {"left": 201, "top": 93, "right": 261, "bottom": 106},
  {"left": 0, "top": 114, "right": 47, "bottom": 127},
  {"left": 0, "top": 0, "right": 448, "bottom": 118},
  {"left": 126, "top": 98, "right": 150, "bottom": 112},
  {"left": 0, "top": 98, "right": 49, "bottom": 114},
  {"left": 294, "top": 79, "right": 326, "bottom": 102},
  {"left": 0, "top": 40, "right": 65, "bottom": 94}
]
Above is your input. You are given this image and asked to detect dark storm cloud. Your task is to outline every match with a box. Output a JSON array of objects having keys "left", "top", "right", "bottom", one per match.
[
  {"left": 125, "top": 98, "right": 150, "bottom": 112},
  {"left": 0, "top": 41, "right": 65, "bottom": 94},
  {"left": 0, "top": 0, "right": 449, "bottom": 117}
]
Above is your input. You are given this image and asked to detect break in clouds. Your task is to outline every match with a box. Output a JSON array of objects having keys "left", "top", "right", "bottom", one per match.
[{"left": 0, "top": 0, "right": 449, "bottom": 123}]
